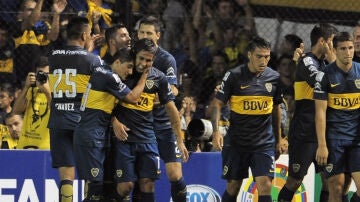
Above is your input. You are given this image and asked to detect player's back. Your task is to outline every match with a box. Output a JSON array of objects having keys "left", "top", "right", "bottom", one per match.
[{"left": 48, "top": 45, "right": 102, "bottom": 130}]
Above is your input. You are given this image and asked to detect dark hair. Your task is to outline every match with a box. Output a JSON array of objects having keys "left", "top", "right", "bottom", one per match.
[
  {"left": 285, "top": 34, "right": 303, "bottom": 51},
  {"left": 66, "top": 16, "right": 89, "bottom": 40},
  {"left": 213, "top": 50, "right": 229, "bottom": 64},
  {"left": 111, "top": 48, "right": 133, "bottom": 64},
  {"left": 0, "top": 82, "right": 15, "bottom": 98},
  {"left": 105, "top": 23, "right": 127, "bottom": 45},
  {"left": 246, "top": 36, "right": 271, "bottom": 53},
  {"left": 139, "top": 15, "right": 161, "bottom": 33},
  {"left": 35, "top": 56, "right": 49, "bottom": 68},
  {"left": 333, "top": 32, "right": 353, "bottom": 48},
  {"left": 310, "top": 23, "right": 338, "bottom": 47},
  {"left": 132, "top": 38, "right": 157, "bottom": 56}
]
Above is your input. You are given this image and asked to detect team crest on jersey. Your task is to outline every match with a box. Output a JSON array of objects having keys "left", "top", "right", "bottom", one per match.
[
  {"left": 292, "top": 164, "right": 300, "bottom": 173},
  {"left": 91, "top": 168, "right": 99, "bottom": 177},
  {"left": 265, "top": 83, "right": 272, "bottom": 92},
  {"left": 146, "top": 80, "right": 154, "bottom": 89},
  {"left": 325, "top": 164, "right": 333, "bottom": 173},
  {"left": 223, "top": 166, "right": 229, "bottom": 175},
  {"left": 116, "top": 169, "right": 123, "bottom": 177},
  {"left": 355, "top": 79, "right": 360, "bottom": 89}
]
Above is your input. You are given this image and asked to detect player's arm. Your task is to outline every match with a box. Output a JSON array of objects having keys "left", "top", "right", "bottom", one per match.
[
  {"left": 314, "top": 73, "right": 329, "bottom": 166},
  {"left": 165, "top": 101, "right": 189, "bottom": 162},
  {"left": 315, "top": 99, "right": 328, "bottom": 166},
  {"left": 272, "top": 104, "right": 286, "bottom": 159},
  {"left": 123, "top": 68, "right": 149, "bottom": 104},
  {"left": 210, "top": 98, "right": 225, "bottom": 151}
]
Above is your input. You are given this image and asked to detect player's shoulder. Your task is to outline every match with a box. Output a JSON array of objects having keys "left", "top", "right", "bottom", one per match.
[
  {"left": 156, "top": 47, "right": 175, "bottom": 61},
  {"left": 299, "top": 53, "right": 319, "bottom": 67}
]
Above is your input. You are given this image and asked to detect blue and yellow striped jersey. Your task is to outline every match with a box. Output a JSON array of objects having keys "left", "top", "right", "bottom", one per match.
[
  {"left": 215, "top": 64, "right": 282, "bottom": 151},
  {"left": 314, "top": 62, "right": 360, "bottom": 140}
]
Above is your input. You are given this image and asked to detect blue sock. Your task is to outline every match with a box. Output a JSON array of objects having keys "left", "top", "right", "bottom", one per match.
[
  {"left": 320, "top": 190, "right": 329, "bottom": 202},
  {"left": 132, "top": 182, "right": 141, "bottom": 202},
  {"left": 351, "top": 193, "right": 360, "bottom": 202},
  {"left": 141, "top": 192, "right": 155, "bottom": 202},
  {"left": 170, "top": 177, "right": 187, "bottom": 202},
  {"left": 258, "top": 195, "right": 272, "bottom": 202},
  {"left": 278, "top": 186, "right": 294, "bottom": 202},
  {"left": 222, "top": 190, "right": 237, "bottom": 202}
]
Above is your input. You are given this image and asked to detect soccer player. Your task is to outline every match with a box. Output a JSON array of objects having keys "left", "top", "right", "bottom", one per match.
[
  {"left": 102, "top": 23, "right": 131, "bottom": 65},
  {"left": 112, "top": 38, "right": 188, "bottom": 201},
  {"left": 277, "top": 24, "right": 338, "bottom": 202},
  {"left": 314, "top": 31, "right": 360, "bottom": 202},
  {"left": 211, "top": 36, "right": 284, "bottom": 202},
  {"left": 48, "top": 16, "right": 103, "bottom": 202},
  {"left": 74, "top": 48, "right": 150, "bottom": 201},
  {"left": 136, "top": 15, "right": 188, "bottom": 202}
]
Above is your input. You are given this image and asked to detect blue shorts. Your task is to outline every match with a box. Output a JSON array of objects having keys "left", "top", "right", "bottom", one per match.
[
  {"left": 288, "top": 139, "right": 321, "bottom": 179},
  {"left": 114, "top": 141, "right": 161, "bottom": 183},
  {"left": 324, "top": 139, "right": 360, "bottom": 178},
  {"left": 73, "top": 128, "right": 110, "bottom": 181},
  {"left": 221, "top": 145, "right": 275, "bottom": 180},
  {"left": 156, "top": 128, "right": 182, "bottom": 163},
  {"left": 50, "top": 129, "right": 75, "bottom": 168}
]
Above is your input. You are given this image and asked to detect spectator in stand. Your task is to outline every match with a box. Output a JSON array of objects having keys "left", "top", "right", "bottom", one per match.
[
  {"left": 353, "top": 23, "right": 360, "bottom": 62},
  {"left": 12, "top": 56, "right": 51, "bottom": 150},
  {"left": 197, "top": 51, "right": 229, "bottom": 112},
  {"left": 0, "top": 83, "right": 16, "bottom": 149},
  {"left": 13, "top": 0, "right": 67, "bottom": 87},
  {"left": 277, "top": 34, "right": 303, "bottom": 58},
  {"left": 162, "top": 0, "right": 187, "bottom": 52},
  {"left": 1, "top": 113, "right": 23, "bottom": 149},
  {"left": 0, "top": 21, "right": 16, "bottom": 86},
  {"left": 0, "top": 83, "right": 15, "bottom": 120},
  {"left": 276, "top": 54, "right": 295, "bottom": 153}
]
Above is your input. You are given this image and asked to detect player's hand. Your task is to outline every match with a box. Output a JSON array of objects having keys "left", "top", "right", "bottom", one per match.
[
  {"left": 315, "top": 145, "right": 328, "bottom": 166},
  {"left": 293, "top": 43, "right": 304, "bottom": 63},
  {"left": 212, "top": 131, "right": 223, "bottom": 151},
  {"left": 324, "top": 41, "right": 336, "bottom": 63},
  {"left": 112, "top": 117, "right": 129, "bottom": 141},
  {"left": 177, "top": 140, "right": 189, "bottom": 162}
]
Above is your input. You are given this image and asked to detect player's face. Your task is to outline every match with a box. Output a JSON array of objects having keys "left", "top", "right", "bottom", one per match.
[
  {"left": 114, "top": 60, "right": 133, "bottom": 80},
  {"left": 137, "top": 24, "right": 160, "bottom": 45},
  {"left": 5, "top": 115, "right": 22, "bottom": 139},
  {"left": 114, "top": 28, "right": 131, "bottom": 49},
  {"left": 0, "top": 91, "right": 12, "bottom": 109},
  {"left": 135, "top": 50, "right": 154, "bottom": 72},
  {"left": 247, "top": 47, "right": 271, "bottom": 74},
  {"left": 335, "top": 41, "right": 354, "bottom": 67},
  {"left": 353, "top": 26, "right": 360, "bottom": 53}
]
